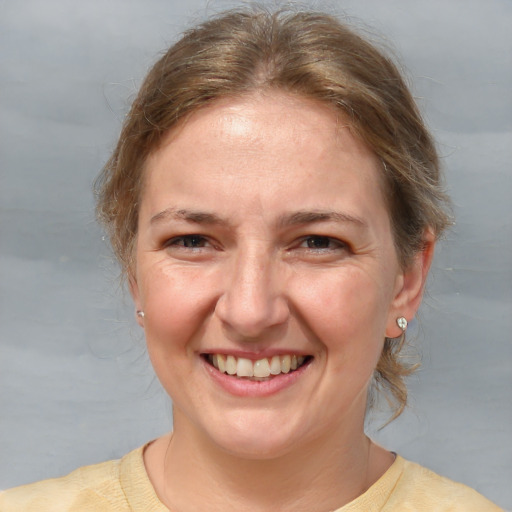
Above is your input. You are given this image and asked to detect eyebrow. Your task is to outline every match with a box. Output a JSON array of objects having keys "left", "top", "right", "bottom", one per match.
[
  {"left": 150, "top": 207, "right": 367, "bottom": 230},
  {"left": 277, "top": 210, "right": 367, "bottom": 229},
  {"left": 150, "top": 208, "right": 230, "bottom": 226}
]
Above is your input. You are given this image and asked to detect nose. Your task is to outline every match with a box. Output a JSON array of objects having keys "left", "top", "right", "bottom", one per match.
[{"left": 215, "top": 246, "right": 289, "bottom": 340}]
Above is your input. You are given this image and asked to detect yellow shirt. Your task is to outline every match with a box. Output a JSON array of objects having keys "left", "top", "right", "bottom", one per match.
[{"left": 0, "top": 446, "right": 502, "bottom": 511}]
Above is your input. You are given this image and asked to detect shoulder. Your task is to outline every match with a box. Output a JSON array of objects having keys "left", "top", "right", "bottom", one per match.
[
  {"left": 384, "top": 456, "right": 503, "bottom": 511},
  {"left": 0, "top": 449, "right": 139, "bottom": 512}
]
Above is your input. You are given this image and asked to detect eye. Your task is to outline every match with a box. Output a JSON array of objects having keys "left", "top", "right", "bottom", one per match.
[
  {"left": 300, "top": 236, "right": 346, "bottom": 250},
  {"left": 166, "top": 234, "right": 209, "bottom": 249}
]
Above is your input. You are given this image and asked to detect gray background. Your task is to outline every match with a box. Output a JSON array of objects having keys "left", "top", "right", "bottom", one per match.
[{"left": 0, "top": 0, "right": 511, "bottom": 508}]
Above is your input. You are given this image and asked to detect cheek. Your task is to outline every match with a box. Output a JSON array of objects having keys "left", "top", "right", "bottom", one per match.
[
  {"left": 140, "top": 264, "right": 218, "bottom": 355},
  {"left": 294, "top": 267, "right": 391, "bottom": 354}
]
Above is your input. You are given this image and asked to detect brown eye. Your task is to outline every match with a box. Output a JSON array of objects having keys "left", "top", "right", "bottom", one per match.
[
  {"left": 302, "top": 236, "right": 348, "bottom": 250},
  {"left": 305, "top": 236, "right": 332, "bottom": 249},
  {"left": 169, "top": 235, "right": 208, "bottom": 248}
]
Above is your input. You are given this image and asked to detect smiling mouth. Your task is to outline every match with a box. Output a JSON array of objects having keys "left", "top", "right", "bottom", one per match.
[{"left": 203, "top": 354, "right": 312, "bottom": 380}]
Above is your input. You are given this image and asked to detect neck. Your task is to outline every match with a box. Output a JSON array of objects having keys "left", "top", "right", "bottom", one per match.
[{"left": 145, "top": 416, "right": 392, "bottom": 512}]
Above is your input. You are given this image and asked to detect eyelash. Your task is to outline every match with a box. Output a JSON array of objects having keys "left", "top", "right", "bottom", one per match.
[
  {"left": 163, "top": 234, "right": 348, "bottom": 256},
  {"left": 298, "top": 235, "right": 347, "bottom": 251},
  {"left": 165, "top": 234, "right": 210, "bottom": 249}
]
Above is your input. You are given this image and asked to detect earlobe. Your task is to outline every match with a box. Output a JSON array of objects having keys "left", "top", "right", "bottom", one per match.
[
  {"left": 386, "top": 231, "right": 436, "bottom": 338},
  {"left": 129, "top": 273, "right": 145, "bottom": 328}
]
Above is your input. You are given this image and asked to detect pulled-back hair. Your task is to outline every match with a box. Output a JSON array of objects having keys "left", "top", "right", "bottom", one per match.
[{"left": 95, "top": 6, "right": 452, "bottom": 419}]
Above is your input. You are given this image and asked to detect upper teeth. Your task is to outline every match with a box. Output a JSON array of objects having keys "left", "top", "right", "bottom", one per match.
[{"left": 209, "top": 354, "right": 306, "bottom": 378}]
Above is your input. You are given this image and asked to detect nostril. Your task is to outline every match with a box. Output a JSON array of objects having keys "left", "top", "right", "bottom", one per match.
[{"left": 215, "top": 293, "right": 290, "bottom": 339}]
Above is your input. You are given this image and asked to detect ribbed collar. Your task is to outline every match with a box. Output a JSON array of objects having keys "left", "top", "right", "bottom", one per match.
[
  {"left": 118, "top": 443, "right": 404, "bottom": 512},
  {"left": 119, "top": 445, "right": 169, "bottom": 512},
  {"left": 334, "top": 456, "right": 404, "bottom": 511}
]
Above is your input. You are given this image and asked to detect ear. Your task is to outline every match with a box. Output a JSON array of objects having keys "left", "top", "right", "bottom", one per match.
[
  {"left": 128, "top": 272, "right": 145, "bottom": 328},
  {"left": 385, "top": 230, "right": 436, "bottom": 338}
]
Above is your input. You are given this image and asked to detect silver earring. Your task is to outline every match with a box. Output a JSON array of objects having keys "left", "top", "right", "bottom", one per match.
[
  {"left": 396, "top": 316, "right": 407, "bottom": 332},
  {"left": 137, "top": 310, "right": 145, "bottom": 318}
]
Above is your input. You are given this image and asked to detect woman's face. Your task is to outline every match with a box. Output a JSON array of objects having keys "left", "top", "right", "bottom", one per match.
[{"left": 131, "top": 92, "right": 426, "bottom": 458}]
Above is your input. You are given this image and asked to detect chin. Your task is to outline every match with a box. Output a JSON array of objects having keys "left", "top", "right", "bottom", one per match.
[
  {"left": 217, "top": 434, "right": 296, "bottom": 460},
  {"left": 204, "top": 413, "right": 308, "bottom": 461}
]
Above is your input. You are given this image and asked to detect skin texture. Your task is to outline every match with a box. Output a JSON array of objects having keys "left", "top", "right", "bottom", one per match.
[{"left": 130, "top": 92, "right": 434, "bottom": 511}]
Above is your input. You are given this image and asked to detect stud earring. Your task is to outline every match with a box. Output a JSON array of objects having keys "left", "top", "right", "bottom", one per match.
[
  {"left": 396, "top": 316, "right": 407, "bottom": 332},
  {"left": 137, "top": 310, "right": 145, "bottom": 318}
]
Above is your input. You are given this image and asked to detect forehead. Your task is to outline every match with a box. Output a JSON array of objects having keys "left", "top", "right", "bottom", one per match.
[
  {"left": 141, "top": 92, "right": 387, "bottom": 221},
  {"left": 163, "top": 92, "right": 367, "bottom": 145}
]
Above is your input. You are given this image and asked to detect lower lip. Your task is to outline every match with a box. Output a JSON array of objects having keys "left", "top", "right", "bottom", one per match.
[{"left": 202, "top": 358, "right": 311, "bottom": 397}]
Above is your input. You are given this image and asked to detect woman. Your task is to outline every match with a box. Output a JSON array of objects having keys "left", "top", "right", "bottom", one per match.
[{"left": 0, "top": 6, "right": 502, "bottom": 511}]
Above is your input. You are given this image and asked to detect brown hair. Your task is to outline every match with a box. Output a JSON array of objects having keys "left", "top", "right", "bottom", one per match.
[{"left": 95, "top": 6, "right": 452, "bottom": 419}]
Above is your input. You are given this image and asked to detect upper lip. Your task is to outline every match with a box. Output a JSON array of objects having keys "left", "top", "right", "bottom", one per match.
[{"left": 200, "top": 349, "right": 312, "bottom": 360}]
